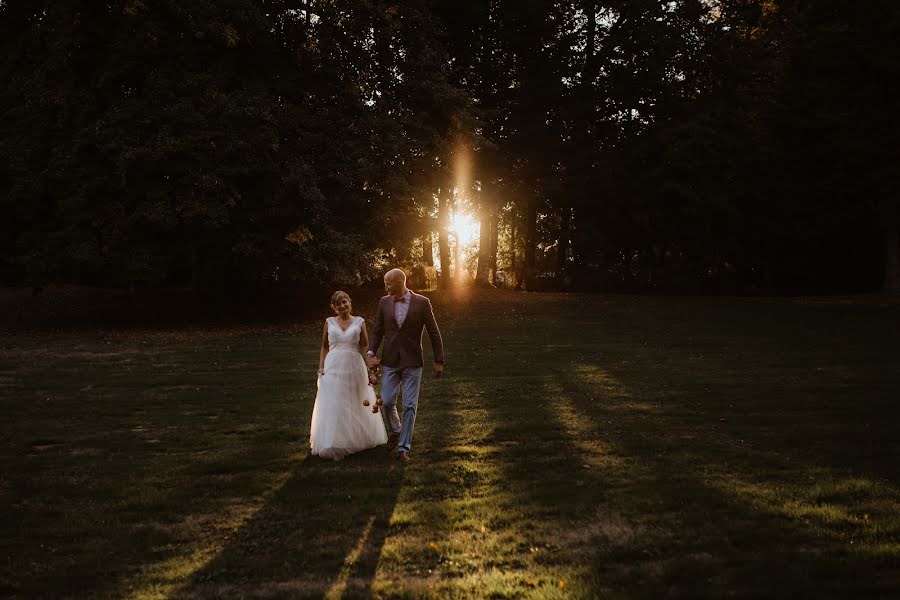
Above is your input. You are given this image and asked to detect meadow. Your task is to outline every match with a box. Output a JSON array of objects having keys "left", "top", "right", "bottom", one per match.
[{"left": 2, "top": 290, "right": 899, "bottom": 598}]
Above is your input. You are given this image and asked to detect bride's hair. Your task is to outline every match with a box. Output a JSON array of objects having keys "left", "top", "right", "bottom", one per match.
[{"left": 330, "top": 290, "right": 351, "bottom": 308}]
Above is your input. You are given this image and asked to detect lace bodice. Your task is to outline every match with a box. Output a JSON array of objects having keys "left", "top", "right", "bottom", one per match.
[{"left": 327, "top": 316, "right": 363, "bottom": 352}]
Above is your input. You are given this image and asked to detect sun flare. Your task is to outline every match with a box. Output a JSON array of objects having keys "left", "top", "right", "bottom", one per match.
[{"left": 452, "top": 212, "right": 480, "bottom": 247}]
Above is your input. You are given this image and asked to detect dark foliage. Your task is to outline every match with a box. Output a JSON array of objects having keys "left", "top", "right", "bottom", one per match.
[{"left": 1, "top": 0, "right": 896, "bottom": 293}]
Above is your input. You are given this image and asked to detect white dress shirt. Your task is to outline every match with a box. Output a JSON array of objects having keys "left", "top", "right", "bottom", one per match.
[{"left": 394, "top": 290, "right": 412, "bottom": 327}]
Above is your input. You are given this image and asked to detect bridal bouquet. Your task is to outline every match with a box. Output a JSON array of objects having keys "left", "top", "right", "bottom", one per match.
[{"left": 364, "top": 364, "right": 383, "bottom": 413}]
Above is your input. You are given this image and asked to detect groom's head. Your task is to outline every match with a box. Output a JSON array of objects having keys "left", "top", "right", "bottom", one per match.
[{"left": 384, "top": 268, "right": 407, "bottom": 299}]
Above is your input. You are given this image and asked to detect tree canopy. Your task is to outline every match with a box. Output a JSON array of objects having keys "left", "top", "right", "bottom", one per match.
[{"left": 2, "top": 0, "right": 897, "bottom": 293}]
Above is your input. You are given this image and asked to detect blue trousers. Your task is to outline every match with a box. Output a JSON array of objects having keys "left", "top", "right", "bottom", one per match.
[{"left": 379, "top": 365, "right": 423, "bottom": 454}]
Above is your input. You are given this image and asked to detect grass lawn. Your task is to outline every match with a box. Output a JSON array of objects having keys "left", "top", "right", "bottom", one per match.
[{"left": 2, "top": 290, "right": 899, "bottom": 598}]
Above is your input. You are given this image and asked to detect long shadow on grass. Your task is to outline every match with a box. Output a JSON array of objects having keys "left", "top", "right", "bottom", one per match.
[
  {"left": 168, "top": 447, "right": 405, "bottom": 599},
  {"left": 428, "top": 291, "right": 900, "bottom": 596},
  {"left": 438, "top": 332, "right": 898, "bottom": 594},
  {"left": 353, "top": 374, "right": 464, "bottom": 588},
  {"left": 172, "top": 376, "right": 460, "bottom": 598},
  {"left": 416, "top": 301, "right": 629, "bottom": 593},
  {"left": 545, "top": 361, "right": 900, "bottom": 597},
  {"left": 464, "top": 373, "right": 630, "bottom": 579}
]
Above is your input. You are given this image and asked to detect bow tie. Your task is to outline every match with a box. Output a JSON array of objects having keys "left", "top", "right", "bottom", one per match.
[{"left": 394, "top": 296, "right": 407, "bottom": 303}]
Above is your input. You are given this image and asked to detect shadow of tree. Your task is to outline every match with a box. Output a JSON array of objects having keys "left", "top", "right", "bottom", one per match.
[
  {"left": 547, "top": 364, "right": 900, "bottom": 597},
  {"left": 7, "top": 291, "right": 898, "bottom": 598},
  {"left": 166, "top": 448, "right": 405, "bottom": 599},
  {"left": 434, "top": 291, "right": 900, "bottom": 596}
]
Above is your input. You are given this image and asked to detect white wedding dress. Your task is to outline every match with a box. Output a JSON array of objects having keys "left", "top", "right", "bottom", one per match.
[{"left": 310, "top": 316, "right": 388, "bottom": 460}]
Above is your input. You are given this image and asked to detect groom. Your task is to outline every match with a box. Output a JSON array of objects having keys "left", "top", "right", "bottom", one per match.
[{"left": 367, "top": 268, "right": 444, "bottom": 463}]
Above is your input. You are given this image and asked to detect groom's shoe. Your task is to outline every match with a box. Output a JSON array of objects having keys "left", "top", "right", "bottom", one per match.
[
  {"left": 386, "top": 433, "right": 400, "bottom": 452},
  {"left": 397, "top": 451, "right": 410, "bottom": 463}
]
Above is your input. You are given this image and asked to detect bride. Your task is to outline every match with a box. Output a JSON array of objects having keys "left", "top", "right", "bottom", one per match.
[{"left": 310, "top": 291, "right": 388, "bottom": 460}]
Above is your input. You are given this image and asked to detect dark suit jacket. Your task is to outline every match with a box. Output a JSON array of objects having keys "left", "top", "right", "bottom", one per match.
[{"left": 368, "top": 291, "right": 444, "bottom": 369}]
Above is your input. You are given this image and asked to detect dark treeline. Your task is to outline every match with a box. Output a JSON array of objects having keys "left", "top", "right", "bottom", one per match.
[{"left": 1, "top": 1, "right": 897, "bottom": 294}]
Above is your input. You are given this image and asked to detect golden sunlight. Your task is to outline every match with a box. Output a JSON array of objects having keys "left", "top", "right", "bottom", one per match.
[{"left": 452, "top": 212, "right": 480, "bottom": 247}]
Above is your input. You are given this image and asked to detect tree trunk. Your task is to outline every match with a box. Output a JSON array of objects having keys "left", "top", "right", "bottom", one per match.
[
  {"left": 568, "top": 0, "right": 596, "bottom": 282},
  {"left": 475, "top": 181, "right": 493, "bottom": 286},
  {"left": 762, "top": 261, "right": 774, "bottom": 295},
  {"left": 474, "top": 209, "right": 492, "bottom": 285},
  {"left": 454, "top": 231, "right": 463, "bottom": 284},
  {"left": 450, "top": 186, "right": 463, "bottom": 284},
  {"left": 884, "top": 227, "right": 900, "bottom": 294},
  {"left": 489, "top": 209, "right": 499, "bottom": 283},
  {"left": 438, "top": 186, "right": 452, "bottom": 289},
  {"left": 422, "top": 230, "right": 434, "bottom": 267},
  {"left": 556, "top": 206, "right": 570, "bottom": 286},
  {"left": 190, "top": 239, "right": 200, "bottom": 291},
  {"left": 510, "top": 221, "right": 518, "bottom": 271},
  {"left": 518, "top": 195, "right": 538, "bottom": 291}
]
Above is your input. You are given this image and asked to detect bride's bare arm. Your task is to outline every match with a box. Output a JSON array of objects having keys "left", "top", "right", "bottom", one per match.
[
  {"left": 359, "top": 320, "right": 370, "bottom": 356},
  {"left": 318, "top": 321, "right": 329, "bottom": 374}
]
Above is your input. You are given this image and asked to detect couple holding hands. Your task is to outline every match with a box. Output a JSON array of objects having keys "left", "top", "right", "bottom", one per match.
[{"left": 309, "top": 268, "right": 444, "bottom": 463}]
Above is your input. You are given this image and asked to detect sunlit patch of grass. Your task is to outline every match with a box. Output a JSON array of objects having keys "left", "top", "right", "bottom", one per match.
[
  {"left": 711, "top": 473, "right": 900, "bottom": 552},
  {"left": 543, "top": 380, "right": 627, "bottom": 473},
  {"left": 124, "top": 548, "right": 213, "bottom": 600},
  {"left": 370, "top": 567, "right": 590, "bottom": 599},
  {"left": 122, "top": 470, "right": 298, "bottom": 599},
  {"left": 572, "top": 363, "right": 634, "bottom": 398}
]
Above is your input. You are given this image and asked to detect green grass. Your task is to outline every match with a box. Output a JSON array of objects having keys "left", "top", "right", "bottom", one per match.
[{"left": 2, "top": 291, "right": 899, "bottom": 598}]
